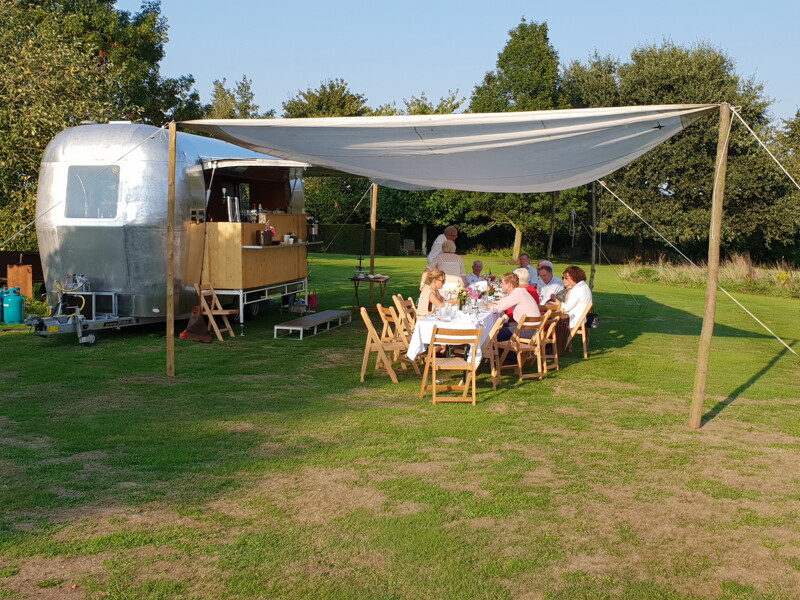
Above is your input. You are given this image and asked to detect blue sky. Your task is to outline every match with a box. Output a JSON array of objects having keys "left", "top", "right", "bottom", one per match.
[{"left": 116, "top": 0, "right": 798, "bottom": 124}]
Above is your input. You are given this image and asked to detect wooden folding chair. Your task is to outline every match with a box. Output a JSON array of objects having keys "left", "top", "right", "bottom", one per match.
[
  {"left": 541, "top": 312, "right": 563, "bottom": 373},
  {"left": 483, "top": 314, "right": 509, "bottom": 391},
  {"left": 565, "top": 302, "right": 593, "bottom": 359},
  {"left": 359, "top": 307, "right": 409, "bottom": 384},
  {"left": 194, "top": 283, "right": 238, "bottom": 341},
  {"left": 375, "top": 303, "right": 420, "bottom": 375},
  {"left": 419, "top": 326, "right": 483, "bottom": 405},
  {"left": 496, "top": 310, "right": 552, "bottom": 382},
  {"left": 392, "top": 294, "right": 418, "bottom": 333}
]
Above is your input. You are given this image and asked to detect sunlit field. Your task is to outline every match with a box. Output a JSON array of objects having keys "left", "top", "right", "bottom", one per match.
[{"left": 1, "top": 254, "right": 798, "bottom": 599}]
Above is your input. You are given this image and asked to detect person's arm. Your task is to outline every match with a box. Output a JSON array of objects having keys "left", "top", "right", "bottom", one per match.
[
  {"left": 561, "top": 287, "right": 578, "bottom": 313},
  {"left": 420, "top": 268, "right": 430, "bottom": 289},
  {"left": 490, "top": 292, "right": 516, "bottom": 314},
  {"left": 429, "top": 290, "right": 446, "bottom": 308}
]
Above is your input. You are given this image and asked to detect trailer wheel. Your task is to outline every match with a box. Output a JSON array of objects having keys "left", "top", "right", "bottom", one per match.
[
  {"left": 244, "top": 302, "right": 260, "bottom": 319},
  {"left": 81, "top": 332, "right": 97, "bottom": 346}
]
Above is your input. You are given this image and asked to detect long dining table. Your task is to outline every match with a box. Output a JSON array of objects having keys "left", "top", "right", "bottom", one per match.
[{"left": 406, "top": 309, "right": 501, "bottom": 362}]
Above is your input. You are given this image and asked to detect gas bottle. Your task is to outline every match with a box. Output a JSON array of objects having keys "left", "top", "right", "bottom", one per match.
[
  {"left": 0, "top": 288, "right": 6, "bottom": 322},
  {"left": 2, "top": 288, "right": 24, "bottom": 324}
]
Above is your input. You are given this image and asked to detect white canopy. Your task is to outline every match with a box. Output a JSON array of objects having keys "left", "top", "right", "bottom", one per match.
[{"left": 181, "top": 104, "right": 718, "bottom": 193}]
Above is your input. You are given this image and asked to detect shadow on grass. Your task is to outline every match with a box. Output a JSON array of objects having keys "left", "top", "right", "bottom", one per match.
[
  {"left": 701, "top": 344, "right": 795, "bottom": 427},
  {"left": 586, "top": 291, "right": 770, "bottom": 357},
  {"left": 0, "top": 275, "right": 785, "bottom": 542}
]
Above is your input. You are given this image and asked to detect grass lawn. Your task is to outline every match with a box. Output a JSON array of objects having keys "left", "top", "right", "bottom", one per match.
[{"left": 1, "top": 253, "right": 798, "bottom": 599}]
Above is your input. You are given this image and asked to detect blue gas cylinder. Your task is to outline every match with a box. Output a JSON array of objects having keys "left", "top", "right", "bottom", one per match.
[
  {"left": 0, "top": 288, "right": 6, "bottom": 322},
  {"left": 2, "top": 288, "right": 24, "bottom": 324}
]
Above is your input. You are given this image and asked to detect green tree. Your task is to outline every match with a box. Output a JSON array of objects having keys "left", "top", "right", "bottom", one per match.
[
  {"left": 469, "top": 19, "right": 562, "bottom": 113},
  {"left": 34, "top": 0, "right": 203, "bottom": 124},
  {"left": 0, "top": 3, "right": 116, "bottom": 249},
  {"left": 562, "top": 52, "right": 621, "bottom": 108},
  {"left": 403, "top": 91, "right": 465, "bottom": 115},
  {"left": 0, "top": 1, "right": 201, "bottom": 250},
  {"left": 582, "top": 42, "right": 798, "bottom": 261},
  {"left": 467, "top": 19, "right": 568, "bottom": 259},
  {"left": 282, "top": 78, "right": 369, "bottom": 118},
  {"left": 282, "top": 79, "right": 371, "bottom": 223},
  {"left": 206, "top": 76, "right": 274, "bottom": 118}
]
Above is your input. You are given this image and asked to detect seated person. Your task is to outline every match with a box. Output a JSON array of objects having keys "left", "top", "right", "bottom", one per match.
[
  {"left": 537, "top": 264, "right": 566, "bottom": 304},
  {"left": 561, "top": 266, "right": 593, "bottom": 328},
  {"left": 513, "top": 267, "right": 541, "bottom": 305},
  {"left": 519, "top": 253, "right": 539, "bottom": 285},
  {"left": 537, "top": 259, "right": 555, "bottom": 271},
  {"left": 421, "top": 240, "right": 467, "bottom": 290},
  {"left": 488, "top": 272, "right": 541, "bottom": 342},
  {"left": 465, "top": 260, "right": 484, "bottom": 285},
  {"left": 417, "top": 269, "right": 456, "bottom": 317}
]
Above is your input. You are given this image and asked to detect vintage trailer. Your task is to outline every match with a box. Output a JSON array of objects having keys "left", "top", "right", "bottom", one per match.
[{"left": 28, "top": 122, "right": 315, "bottom": 343}]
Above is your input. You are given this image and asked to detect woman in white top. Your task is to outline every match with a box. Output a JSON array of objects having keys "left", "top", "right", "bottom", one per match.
[
  {"left": 420, "top": 240, "right": 467, "bottom": 289},
  {"left": 561, "top": 266, "right": 593, "bottom": 328}
]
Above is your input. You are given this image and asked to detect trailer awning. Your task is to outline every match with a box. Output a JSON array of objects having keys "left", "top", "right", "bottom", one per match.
[
  {"left": 181, "top": 104, "right": 718, "bottom": 193},
  {"left": 199, "top": 157, "right": 346, "bottom": 180}
]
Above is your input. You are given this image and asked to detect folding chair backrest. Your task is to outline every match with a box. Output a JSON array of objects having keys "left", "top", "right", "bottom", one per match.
[
  {"left": 393, "top": 295, "right": 418, "bottom": 331},
  {"left": 430, "top": 326, "right": 483, "bottom": 367},
  {"left": 513, "top": 311, "right": 551, "bottom": 347},
  {"left": 376, "top": 303, "right": 406, "bottom": 343},
  {"left": 486, "top": 313, "right": 509, "bottom": 344},
  {"left": 360, "top": 306, "right": 382, "bottom": 345},
  {"left": 570, "top": 302, "right": 593, "bottom": 337}
]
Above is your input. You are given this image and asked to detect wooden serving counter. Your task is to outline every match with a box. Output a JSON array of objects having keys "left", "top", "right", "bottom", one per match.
[{"left": 202, "top": 218, "right": 309, "bottom": 289}]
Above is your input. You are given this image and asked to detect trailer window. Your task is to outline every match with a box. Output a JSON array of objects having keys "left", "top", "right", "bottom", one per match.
[{"left": 65, "top": 166, "right": 120, "bottom": 219}]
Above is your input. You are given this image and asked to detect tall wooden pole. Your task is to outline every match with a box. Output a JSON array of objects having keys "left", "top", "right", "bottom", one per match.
[
  {"left": 547, "top": 191, "right": 557, "bottom": 258},
  {"left": 369, "top": 183, "right": 378, "bottom": 302},
  {"left": 589, "top": 182, "right": 597, "bottom": 289},
  {"left": 689, "top": 103, "right": 731, "bottom": 429},
  {"left": 166, "top": 122, "right": 177, "bottom": 377}
]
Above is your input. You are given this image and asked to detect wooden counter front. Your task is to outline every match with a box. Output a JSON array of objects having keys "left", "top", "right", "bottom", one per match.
[{"left": 202, "top": 221, "right": 308, "bottom": 289}]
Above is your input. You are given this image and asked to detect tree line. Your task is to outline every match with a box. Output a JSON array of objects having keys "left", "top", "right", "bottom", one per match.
[{"left": 1, "top": 3, "right": 798, "bottom": 263}]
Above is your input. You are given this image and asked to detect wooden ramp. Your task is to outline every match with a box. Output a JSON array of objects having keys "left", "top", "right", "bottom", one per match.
[{"left": 273, "top": 309, "right": 352, "bottom": 340}]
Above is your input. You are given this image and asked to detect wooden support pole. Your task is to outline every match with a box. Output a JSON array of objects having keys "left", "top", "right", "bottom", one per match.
[
  {"left": 166, "top": 122, "right": 177, "bottom": 377},
  {"left": 689, "top": 103, "right": 731, "bottom": 429},
  {"left": 369, "top": 183, "right": 378, "bottom": 302},
  {"left": 590, "top": 182, "right": 597, "bottom": 289},
  {"left": 547, "top": 191, "right": 557, "bottom": 258}
]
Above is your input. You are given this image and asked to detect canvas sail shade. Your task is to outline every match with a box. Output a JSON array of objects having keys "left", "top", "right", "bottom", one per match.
[{"left": 181, "top": 104, "right": 718, "bottom": 193}]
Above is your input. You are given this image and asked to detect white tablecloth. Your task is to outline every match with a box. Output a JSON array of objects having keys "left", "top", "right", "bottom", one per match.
[{"left": 407, "top": 310, "right": 500, "bottom": 362}]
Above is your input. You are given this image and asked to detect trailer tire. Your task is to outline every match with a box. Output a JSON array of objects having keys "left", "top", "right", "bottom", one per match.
[
  {"left": 81, "top": 332, "right": 97, "bottom": 346},
  {"left": 244, "top": 302, "right": 260, "bottom": 320}
]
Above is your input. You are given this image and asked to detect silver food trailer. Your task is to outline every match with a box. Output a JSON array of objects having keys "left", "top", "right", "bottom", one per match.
[{"left": 27, "top": 122, "right": 315, "bottom": 344}]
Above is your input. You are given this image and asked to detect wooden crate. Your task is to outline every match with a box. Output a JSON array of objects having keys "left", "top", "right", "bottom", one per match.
[{"left": 7, "top": 264, "right": 33, "bottom": 298}]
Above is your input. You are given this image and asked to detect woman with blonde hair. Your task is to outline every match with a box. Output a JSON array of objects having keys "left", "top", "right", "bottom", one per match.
[{"left": 417, "top": 269, "right": 455, "bottom": 317}]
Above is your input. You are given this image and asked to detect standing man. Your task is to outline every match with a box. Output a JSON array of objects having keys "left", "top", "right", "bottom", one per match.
[
  {"left": 518, "top": 253, "right": 539, "bottom": 285},
  {"left": 427, "top": 226, "right": 458, "bottom": 265},
  {"left": 537, "top": 264, "right": 565, "bottom": 303}
]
